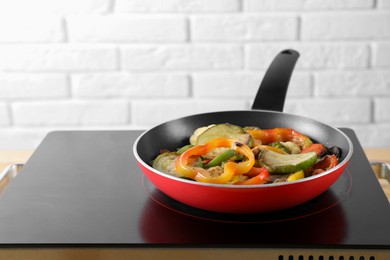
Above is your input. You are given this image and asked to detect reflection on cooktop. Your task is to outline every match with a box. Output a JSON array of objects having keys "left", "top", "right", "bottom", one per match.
[{"left": 140, "top": 170, "right": 352, "bottom": 244}]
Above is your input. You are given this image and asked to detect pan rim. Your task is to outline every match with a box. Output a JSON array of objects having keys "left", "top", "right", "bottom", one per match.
[{"left": 133, "top": 109, "right": 354, "bottom": 189}]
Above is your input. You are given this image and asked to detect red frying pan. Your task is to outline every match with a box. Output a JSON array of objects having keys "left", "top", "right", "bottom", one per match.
[{"left": 133, "top": 50, "right": 353, "bottom": 214}]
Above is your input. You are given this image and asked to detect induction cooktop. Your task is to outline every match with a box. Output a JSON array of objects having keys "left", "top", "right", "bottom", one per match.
[{"left": 0, "top": 129, "right": 389, "bottom": 259}]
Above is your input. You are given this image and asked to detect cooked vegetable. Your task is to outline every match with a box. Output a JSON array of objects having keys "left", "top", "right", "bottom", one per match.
[
  {"left": 204, "top": 149, "right": 236, "bottom": 168},
  {"left": 190, "top": 125, "right": 215, "bottom": 145},
  {"left": 257, "top": 145, "right": 287, "bottom": 154},
  {"left": 287, "top": 170, "right": 305, "bottom": 182},
  {"left": 196, "top": 123, "right": 252, "bottom": 146},
  {"left": 311, "top": 154, "right": 339, "bottom": 175},
  {"left": 247, "top": 128, "right": 313, "bottom": 149},
  {"left": 280, "top": 141, "right": 301, "bottom": 154},
  {"left": 301, "top": 143, "right": 327, "bottom": 157},
  {"left": 328, "top": 146, "right": 342, "bottom": 158},
  {"left": 176, "top": 144, "right": 194, "bottom": 154},
  {"left": 152, "top": 152, "right": 179, "bottom": 176},
  {"left": 175, "top": 138, "right": 254, "bottom": 184},
  {"left": 258, "top": 149, "right": 317, "bottom": 174},
  {"left": 269, "top": 142, "right": 290, "bottom": 153},
  {"left": 235, "top": 167, "right": 270, "bottom": 185},
  {"left": 152, "top": 123, "right": 341, "bottom": 185}
]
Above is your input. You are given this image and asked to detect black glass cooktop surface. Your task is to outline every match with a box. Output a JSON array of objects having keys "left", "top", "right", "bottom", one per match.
[{"left": 0, "top": 129, "right": 389, "bottom": 249}]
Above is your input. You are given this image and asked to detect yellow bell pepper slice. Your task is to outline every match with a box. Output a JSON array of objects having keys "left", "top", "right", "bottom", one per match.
[{"left": 287, "top": 170, "right": 305, "bottom": 182}]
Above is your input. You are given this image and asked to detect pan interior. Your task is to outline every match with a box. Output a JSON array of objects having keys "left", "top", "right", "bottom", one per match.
[{"left": 136, "top": 110, "right": 351, "bottom": 166}]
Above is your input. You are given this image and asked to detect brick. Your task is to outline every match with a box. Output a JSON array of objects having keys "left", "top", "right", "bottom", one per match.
[
  {"left": 12, "top": 100, "right": 129, "bottom": 126},
  {"left": 192, "top": 72, "right": 311, "bottom": 98},
  {"left": 351, "top": 124, "right": 390, "bottom": 147},
  {"left": 316, "top": 70, "right": 390, "bottom": 97},
  {"left": 0, "top": 103, "right": 10, "bottom": 126},
  {"left": 121, "top": 45, "right": 243, "bottom": 70},
  {"left": 374, "top": 98, "right": 390, "bottom": 122},
  {"left": 247, "top": 44, "right": 370, "bottom": 69},
  {"left": 191, "top": 15, "right": 297, "bottom": 41},
  {"left": 72, "top": 73, "right": 189, "bottom": 97},
  {"left": 378, "top": 0, "right": 390, "bottom": 9},
  {"left": 0, "top": 73, "right": 69, "bottom": 99},
  {"left": 132, "top": 99, "right": 249, "bottom": 126},
  {"left": 244, "top": 0, "right": 374, "bottom": 11},
  {"left": 374, "top": 43, "right": 390, "bottom": 67},
  {"left": 192, "top": 73, "right": 259, "bottom": 98},
  {"left": 0, "top": 0, "right": 111, "bottom": 14},
  {"left": 301, "top": 12, "right": 390, "bottom": 40},
  {"left": 68, "top": 15, "right": 187, "bottom": 42},
  {"left": 284, "top": 98, "right": 371, "bottom": 124},
  {"left": 0, "top": 45, "right": 117, "bottom": 71},
  {"left": 288, "top": 72, "right": 313, "bottom": 97},
  {"left": 114, "top": 0, "right": 240, "bottom": 13},
  {"left": 0, "top": 15, "right": 64, "bottom": 43}
]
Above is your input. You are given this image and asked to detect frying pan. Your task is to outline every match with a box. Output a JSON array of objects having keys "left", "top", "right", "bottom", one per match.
[{"left": 133, "top": 49, "right": 353, "bottom": 214}]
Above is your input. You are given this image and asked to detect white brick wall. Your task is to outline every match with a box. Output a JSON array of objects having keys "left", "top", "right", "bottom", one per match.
[
  {"left": 120, "top": 45, "right": 243, "bottom": 70},
  {"left": 0, "top": 103, "right": 10, "bottom": 126},
  {"left": 375, "top": 43, "right": 390, "bottom": 67},
  {"left": 244, "top": 0, "right": 374, "bottom": 11},
  {"left": 0, "top": 0, "right": 389, "bottom": 149},
  {"left": 0, "top": 15, "right": 64, "bottom": 43},
  {"left": 0, "top": 73, "right": 69, "bottom": 99},
  {"left": 191, "top": 15, "right": 298, "bottom": 41},
  {"left": 115, "top": 0, "right": 240, "bottom": 13},
  {"left": 301, "top": 12, "right": 390, "bottom": 40},
  {"left": 67, "top": 15, "right": 188, "bottom": 42},
  {"left": 72, "top": 73, "right": 190, "bottom": 98},
  {"left": 12, "top": 100, "right": 129, "bottom": 126},
  {"left": 0, "top": 0, "right": 112, "bottom": 14},
  {"left": 132, "top": 99, "right": 249, "bottom": 126},
  {"left": 0, "top": 45, "right": 118, "bottom": 71},
  {"left": 248, "top": 44, "right": 370, "bottom": 69},
  {"left": 375, "top": 98, "right": 390, "bottom": 122}
]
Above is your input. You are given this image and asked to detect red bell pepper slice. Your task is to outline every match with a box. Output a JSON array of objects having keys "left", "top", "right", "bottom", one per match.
[
  {"left": 301, "top": 143, "right": 328, "bottom": 156},
  {"left": 247, "top": 128, "right": 313, "bottom": 149},
  {"left": 311, "top": 154, "right": 339, "bottom": 175},
  {"left": 235, "top": 167, "right": 269, "bottom": 185}
]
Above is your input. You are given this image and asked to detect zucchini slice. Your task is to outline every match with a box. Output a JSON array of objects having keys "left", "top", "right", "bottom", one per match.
[
  {"left": 152, "top": 152, "right": 179, "bottom": 176},
  {"left": 195, "top": 123, "right": 252, "bottom": 145},
  {"left": 259, "top": 149, "right": 317, "bottom": 174},
  {"left": 190, "top": 124, "right": 215, "bottom": 145}
]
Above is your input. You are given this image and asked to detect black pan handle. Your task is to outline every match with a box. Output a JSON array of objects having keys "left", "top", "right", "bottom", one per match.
[{"left": 251, "top": 49, "right": 300, "bottom": 112}]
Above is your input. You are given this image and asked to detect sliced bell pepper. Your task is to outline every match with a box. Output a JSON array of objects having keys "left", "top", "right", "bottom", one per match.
[
  {"left": 301, "top": 143, "right": 328, "bottom": 157},
  {"left": 235, "top": 167, "right": 269, "bottom": 185},
  {"left": 176, "top": 144, "right": 194, "bottom": 154},
  {"left": 311, "top": 154, "right": 339, "bottom": 175},
  {"left": 287, "top": 170, "right": 305, "bottom": 182},
  {"left": 175, "top": 138, "right": 255, "bottom": 184},
  {"left": 247, "top": 128, "right": 313, "bottom": 149}
]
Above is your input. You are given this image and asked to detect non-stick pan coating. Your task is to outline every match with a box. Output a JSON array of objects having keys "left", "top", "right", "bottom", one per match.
[{"left": 136, "top": 110, "right": 352, "bottom": 167}]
